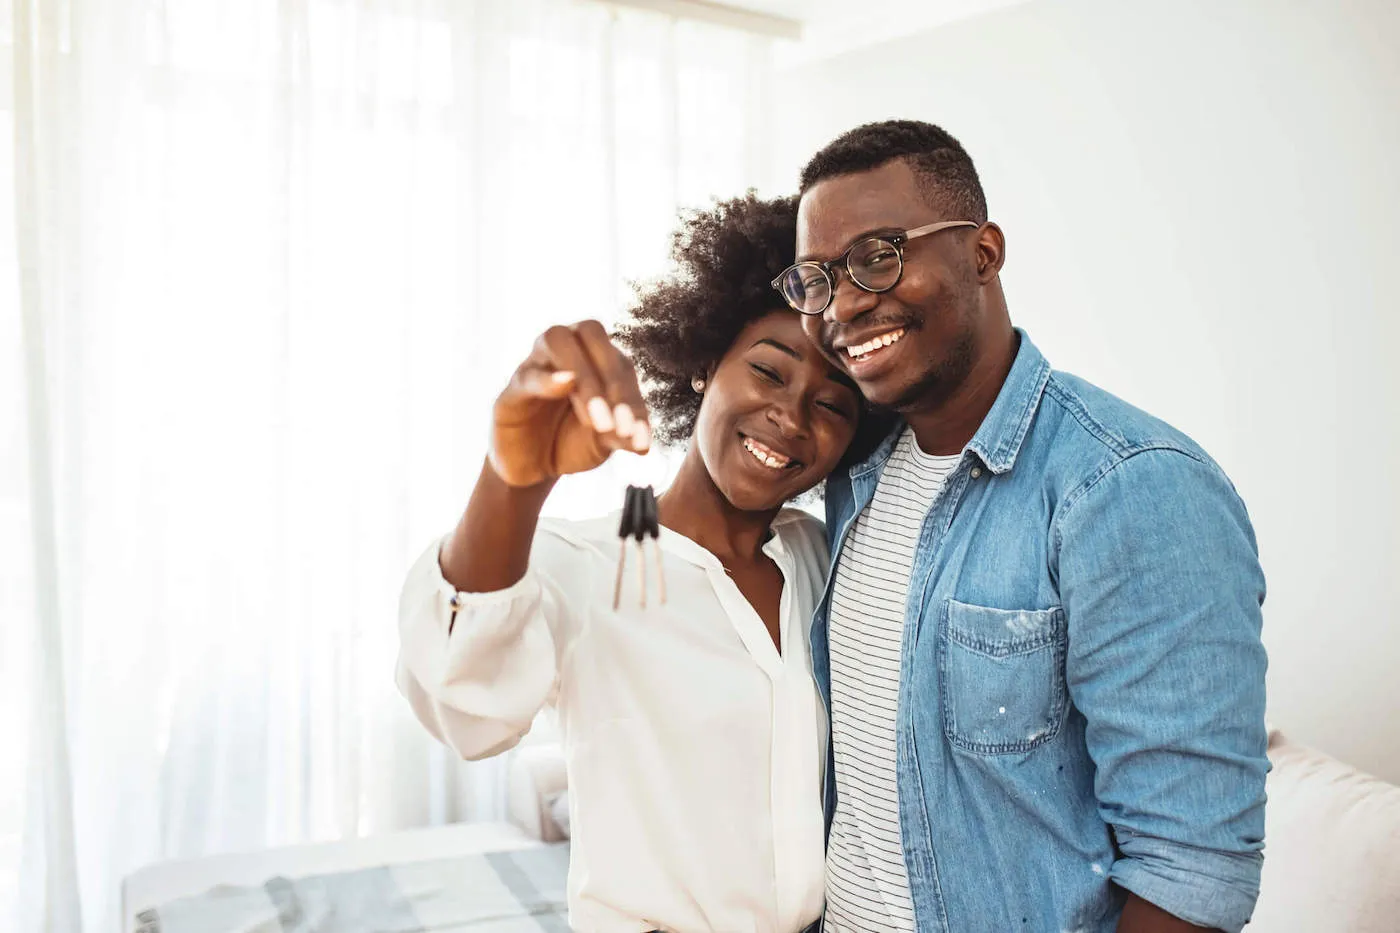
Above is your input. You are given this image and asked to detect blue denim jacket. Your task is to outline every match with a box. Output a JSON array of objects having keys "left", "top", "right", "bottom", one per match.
[{"left": 814, "top": 331, "right": 1269, "bottom": 933}]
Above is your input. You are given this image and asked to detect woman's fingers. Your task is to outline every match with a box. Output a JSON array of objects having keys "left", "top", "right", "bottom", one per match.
[
  {"left": 534, "top": 325, "right": 616, "bottom": 440},
  {"left": 515, "top": 366, "right": 577, "bottom": 399},
  {"left": 532, "top": 322, "right": 650, "bottom": 453},
  {"left": 572, "top": 320, "right": 652, "bottom": 452}
]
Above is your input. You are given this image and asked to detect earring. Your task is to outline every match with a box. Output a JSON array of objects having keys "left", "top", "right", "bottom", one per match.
[{"left": 691, "top": 376, "right": 706, "bottom": 393}]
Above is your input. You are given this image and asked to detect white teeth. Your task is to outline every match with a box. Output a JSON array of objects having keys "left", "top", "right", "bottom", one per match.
[
  {"left": 845, "top": 328, "right": 905, "bottom": 358},
  {"left": 743, "top": 437, "right": 791, "bottom": 469}
]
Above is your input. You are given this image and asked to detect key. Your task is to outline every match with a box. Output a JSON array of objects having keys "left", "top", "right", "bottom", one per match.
[{"left": 613, "top": 484, "right": 664, "bottom": 610}]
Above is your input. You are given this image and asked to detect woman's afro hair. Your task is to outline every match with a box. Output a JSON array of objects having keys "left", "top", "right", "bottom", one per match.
[{"left": 614, "top": 192, "right": 799, "bottom": 444}]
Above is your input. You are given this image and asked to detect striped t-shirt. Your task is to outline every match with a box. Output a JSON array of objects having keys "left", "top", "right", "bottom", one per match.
[{"left": 824, "top": 428, "right": 960, "bottom": 932}]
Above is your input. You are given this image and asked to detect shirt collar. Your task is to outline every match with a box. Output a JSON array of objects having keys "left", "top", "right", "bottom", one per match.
[
  {"left": 851, "top": 328, "right": 1051, "bottom": 478},
  {"left": 965, "top": 329, "right": 1051, "bottom": 475},
  {"left": 653, "top": 516, "right": 790, "bottom": 571}
]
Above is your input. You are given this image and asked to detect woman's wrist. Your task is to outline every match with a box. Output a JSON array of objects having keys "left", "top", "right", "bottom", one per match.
[{"left": 441, "top": 459, "right": 557, "bottom": 592}]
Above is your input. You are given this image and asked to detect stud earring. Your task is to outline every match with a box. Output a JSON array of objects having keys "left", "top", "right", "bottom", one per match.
[{"left": 691, "top": 376, "right": 706, "bottom": 393}]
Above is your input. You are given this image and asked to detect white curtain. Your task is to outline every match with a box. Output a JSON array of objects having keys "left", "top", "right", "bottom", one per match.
[{"left": 0, "top": 1, "right": 772, "bottom": 930}]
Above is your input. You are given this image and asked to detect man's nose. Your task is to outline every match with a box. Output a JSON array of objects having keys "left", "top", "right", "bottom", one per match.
[{"left": 825, "top": 270, "right": 878, "bottom": 325}]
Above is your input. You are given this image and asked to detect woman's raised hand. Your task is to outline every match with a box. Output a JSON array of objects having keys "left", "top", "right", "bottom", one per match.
[{"left": 489, "top": 320, "right": 652, "bottom": 488}]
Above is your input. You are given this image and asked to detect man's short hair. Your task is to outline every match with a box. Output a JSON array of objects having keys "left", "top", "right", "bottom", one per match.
[{"left": 799, "top": 119, "right": 988, "bottom": 223}]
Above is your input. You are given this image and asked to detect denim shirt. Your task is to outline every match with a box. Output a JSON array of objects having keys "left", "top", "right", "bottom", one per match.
[{"left": 814, "top": 331, "right": 1269, "bottom": 933}]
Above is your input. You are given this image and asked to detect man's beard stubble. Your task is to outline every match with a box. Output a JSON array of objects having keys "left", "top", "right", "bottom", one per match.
[{"left": 878, "top": 322, "right": 977, "bottom": 416}]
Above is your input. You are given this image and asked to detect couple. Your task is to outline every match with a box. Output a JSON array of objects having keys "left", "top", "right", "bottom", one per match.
[{"left": 396, "top": 121, "right": 1269, "bottom": 933}]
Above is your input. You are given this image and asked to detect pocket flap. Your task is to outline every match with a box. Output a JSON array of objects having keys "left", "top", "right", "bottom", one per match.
[{"left": 945, "top": 599, "right": 1065, "bottom": 658}]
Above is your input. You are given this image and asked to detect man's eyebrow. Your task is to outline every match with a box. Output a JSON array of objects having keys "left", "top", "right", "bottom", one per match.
[
  {"left": 797, "top": 226, "right": 903, "bottom": 263},
  {"left": 750, "top": 337, "right": 802, "bottom": 360}
]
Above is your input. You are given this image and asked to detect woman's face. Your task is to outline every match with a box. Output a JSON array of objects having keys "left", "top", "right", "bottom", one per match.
[{"left": 694, "top": 309, "right": 861, "bottom": 512}]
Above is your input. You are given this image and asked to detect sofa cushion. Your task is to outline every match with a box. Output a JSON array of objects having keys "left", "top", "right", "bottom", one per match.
[
  {"left": 1251, "top": 729, "right": 1400, "bottom": 932},
  {"left": 546, "top": 790, "right": 572, "bottom": 839}
]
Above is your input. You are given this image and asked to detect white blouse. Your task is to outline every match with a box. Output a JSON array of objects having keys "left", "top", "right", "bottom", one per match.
[{"left": 396, "top": 508, "right": 831, "bottom": 933}]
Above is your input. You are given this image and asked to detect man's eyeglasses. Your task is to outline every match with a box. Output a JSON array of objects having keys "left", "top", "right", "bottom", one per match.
[{"left": 771, "top": 220, "right": 979, "bottom": 316}]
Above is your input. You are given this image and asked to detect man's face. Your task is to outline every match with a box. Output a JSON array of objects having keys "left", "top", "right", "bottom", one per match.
[{"left": 796, "top": 159, "right": 984, "bottom": 413}]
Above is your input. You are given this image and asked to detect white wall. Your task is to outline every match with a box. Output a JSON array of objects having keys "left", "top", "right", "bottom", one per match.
[{"left": 767, "top": 0, "right": 1400, "bottom": 782}]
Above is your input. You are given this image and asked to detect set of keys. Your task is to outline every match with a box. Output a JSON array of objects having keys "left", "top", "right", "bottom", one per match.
[{"left": 613, "top": 484, "right": 665, "bottom": 610}]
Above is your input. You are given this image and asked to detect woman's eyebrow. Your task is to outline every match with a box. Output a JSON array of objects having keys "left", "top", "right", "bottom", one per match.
[{"left": 749, "top": 337, "right": 802, "bottom": 360}]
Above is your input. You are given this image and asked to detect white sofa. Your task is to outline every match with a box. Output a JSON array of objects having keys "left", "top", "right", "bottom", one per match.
[
  {"left": 1252, "top": 728, "right": 1400, "bottom": 932},
  {"left": 506, "top": 741, "right": 570, "bottom": 843}
]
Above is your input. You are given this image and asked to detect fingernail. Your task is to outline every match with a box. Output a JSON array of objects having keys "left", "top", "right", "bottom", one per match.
[
  {"left": 551, "top": 370, "right": 575, "bottom": 384},
  {"left": 631, "top": 421, "right": 651, "bottom": 452},
  {"left": 586, "top": 397, "right": 614, "bottom": 433},
  {"left": 613, "top": 404, "right": 636, "bottom": 437}
]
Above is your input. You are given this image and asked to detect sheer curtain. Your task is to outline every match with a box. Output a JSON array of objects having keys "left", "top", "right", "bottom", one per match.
[{"left": 0, "top": 1, "right": 772, "bottom": 930}]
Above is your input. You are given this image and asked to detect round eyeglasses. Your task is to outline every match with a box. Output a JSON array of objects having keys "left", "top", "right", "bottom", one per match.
[{"left": 771, "top": 220, "right": 979, "bottom": 316}]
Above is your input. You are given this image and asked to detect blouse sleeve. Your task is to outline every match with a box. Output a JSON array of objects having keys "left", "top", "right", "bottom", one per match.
[{"left": 395, "top": 524, "right": 587, "bottom": 760}]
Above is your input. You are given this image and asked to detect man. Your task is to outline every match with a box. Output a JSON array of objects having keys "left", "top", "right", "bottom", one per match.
[{"left": 772, "top": 121, "right": 1269, "bottom": 933}]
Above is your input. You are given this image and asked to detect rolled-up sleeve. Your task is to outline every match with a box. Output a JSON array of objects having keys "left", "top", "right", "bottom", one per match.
[
  {"left": 1054, "top": 447, "right": 1269, "bottom": 933},
  {"left": 396, "top": 533, "right": 575, "bottom": 761}
]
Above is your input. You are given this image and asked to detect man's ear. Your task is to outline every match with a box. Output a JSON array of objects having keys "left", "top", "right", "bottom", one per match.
[{"left": 975, "top": 222, "right": 1006, "bottom": 283}]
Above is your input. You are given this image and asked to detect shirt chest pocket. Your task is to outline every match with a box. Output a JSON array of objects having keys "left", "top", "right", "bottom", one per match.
[{"left": 938, "top": 599, "right": 1068, "bottom": 755}]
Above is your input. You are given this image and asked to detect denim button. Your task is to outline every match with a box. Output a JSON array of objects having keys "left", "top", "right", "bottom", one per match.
[{"left": 970, "top": 467, "right": 983, "bottom": 479}]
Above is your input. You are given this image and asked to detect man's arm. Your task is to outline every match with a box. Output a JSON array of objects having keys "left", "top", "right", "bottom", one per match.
[
  {"left": 1120, "top": 892, "right": 1221, "bottom": 933},
  {"left": 1054, "top": 447, "right": 1269, "bottom": 933}
]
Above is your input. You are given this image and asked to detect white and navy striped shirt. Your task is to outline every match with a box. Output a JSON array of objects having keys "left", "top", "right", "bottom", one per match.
[{"left": 824, "top": 428, "right": 960, "bottom": 932}]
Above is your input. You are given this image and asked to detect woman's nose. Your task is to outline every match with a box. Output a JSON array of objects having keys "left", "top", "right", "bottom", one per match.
[{"left": 767, "top": 398, "right": 810, "bottom": 439}]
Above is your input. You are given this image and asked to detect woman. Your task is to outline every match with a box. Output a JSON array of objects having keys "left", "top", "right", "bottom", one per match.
[{"left": 396, "top": 194, "right": 869, "bottom": 933}]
